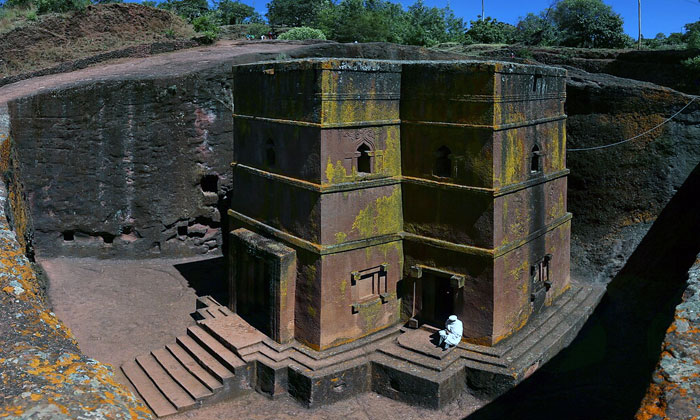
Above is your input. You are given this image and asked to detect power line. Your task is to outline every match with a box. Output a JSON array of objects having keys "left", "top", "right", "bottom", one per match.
[{"left": 567, "top": 97, "right": 697, "bottom": 152}]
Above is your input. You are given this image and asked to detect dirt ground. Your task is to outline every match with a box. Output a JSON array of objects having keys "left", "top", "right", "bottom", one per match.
[
  {"left": 0, "top": 39, "right": 302, "bottom": 105},
  {"left": 43, "top": 256, "right": 486, "bottom": 420},
  {"left": 0, "top": 3, "right": 195, "bottom": 77}
]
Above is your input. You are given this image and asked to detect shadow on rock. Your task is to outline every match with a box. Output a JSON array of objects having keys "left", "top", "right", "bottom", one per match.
[
  {"left": 466, "top": 162, "right": 700, "bottom": 420},
  {"left": 174, "top": 256, "right": 228, "bottom": 306}
]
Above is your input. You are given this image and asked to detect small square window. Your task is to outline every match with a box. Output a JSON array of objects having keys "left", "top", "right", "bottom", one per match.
[{"left": 351, "top": 266, "right": 388, "bottom": 304}]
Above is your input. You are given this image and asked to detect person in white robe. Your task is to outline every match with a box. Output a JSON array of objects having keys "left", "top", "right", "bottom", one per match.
[{"left": 438, "top": 315, "right": 463, "bottom": 350}]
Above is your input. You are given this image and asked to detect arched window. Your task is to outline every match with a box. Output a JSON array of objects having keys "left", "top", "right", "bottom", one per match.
[
  {"left": 357, "top": 143, "right": 371, "bottom": 174},
  {"left": 433, "top": 146, "right": 452, "bottom": 177},
  {"left": 265, "top": 139, "right": 276, "bottom": 166},
  {"left": 530, "top": 145, "right": 541, "bottom": 174}
]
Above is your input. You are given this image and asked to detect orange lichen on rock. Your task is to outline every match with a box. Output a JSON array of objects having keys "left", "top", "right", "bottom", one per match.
[
  {"left": 635, "top": 380, "right": 667, "bottom": 420},
  {"left": 0, "top": 179, "right": 152, "bottom": 418}
]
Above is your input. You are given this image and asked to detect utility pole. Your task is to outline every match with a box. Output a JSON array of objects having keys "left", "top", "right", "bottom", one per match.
[
  {"left": 638, "top": 0, "right": 642, "bottom": 50},
  {"left": 482, "top": 0, "right": 485, "bottom": 21}
]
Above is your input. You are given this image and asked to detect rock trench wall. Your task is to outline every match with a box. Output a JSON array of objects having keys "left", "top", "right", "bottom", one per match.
[
  {"left": 565, "top": 69, "right": 700, "bottom": 282},
  {"left": 7, "top": 74, "right": 233, "bottom": 258}
]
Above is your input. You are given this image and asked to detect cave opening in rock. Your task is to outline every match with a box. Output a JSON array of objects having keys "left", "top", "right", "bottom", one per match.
[
  {"left": 101, "top": 233, "right": 115, "bottom": 244},
  {"left": 201, "top": 175, "right": 218, "bottom": 193},
  {"left": 63, "top": 231, "right": 74, "bottom": 241}
]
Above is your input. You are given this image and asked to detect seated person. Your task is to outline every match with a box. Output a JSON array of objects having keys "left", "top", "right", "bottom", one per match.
[{"left": 438, "top": 315, "right": 463, "bottom": 350}]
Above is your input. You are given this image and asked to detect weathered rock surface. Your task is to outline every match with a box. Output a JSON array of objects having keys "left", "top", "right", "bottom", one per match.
[
  {"left": 636, "top": 254, "right": 700, "bottom": 420},
  {"left": 0, "top": 183, "right": 152, "bottom": 419},
  {"left": 564, "top": 68, "right": 700, "bottom": 282},
  {"left": 449, "top": 45, "right": 700, "bottom": 95}
]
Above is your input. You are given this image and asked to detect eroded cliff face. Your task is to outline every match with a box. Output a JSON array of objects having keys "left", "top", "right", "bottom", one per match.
[
  {"left": 564, "top": 69, "right": 700, "bottom": 282},
  {"left": 8, "top": 76, "right": 232, "bottom": 258}
]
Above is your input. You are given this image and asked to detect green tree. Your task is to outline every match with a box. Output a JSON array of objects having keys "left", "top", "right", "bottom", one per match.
[
  {"left": 1, "top": 0, "right": 33, "bottom": 9},
  {"left": 403, "top": 0, "right": 463, "bottom": 46},
  {"left": 217, "top": 0, "right": 261, "bottom": 25},
  {"left": 684, "top": 21, "right": 700, "bottom": 49},
  {"left": 515, "top": 12, "right": 558, "bottom": 45},
  {"left": 464, "top": 17, "right": 516, "bottom": 44},
  {"left": 266, "top": 0, "right": 327, "bottom": 27},
  {"left": 317, "top": 0, "right": 404, "bottom": 43},
  {"left": 159, "top": 0, "right": 209, "bottom": 22},
  {"left": 551, "top": 0, "right": 627, "bottom": 48}
]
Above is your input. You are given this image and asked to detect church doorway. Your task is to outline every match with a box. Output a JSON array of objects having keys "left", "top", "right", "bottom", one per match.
[
  {"left": 420, "top": 272, "right": 456, "bottom": 328},
  {"left": 236, "top": 251, "right": 273, "bottom": 337}
]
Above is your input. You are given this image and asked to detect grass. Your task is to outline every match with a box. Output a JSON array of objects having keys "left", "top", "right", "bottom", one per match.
[
  {"left": 0, "top": 5, "right": 42, "bottom": 34},
  {"left": 1, "top": 3, "right": 197, "bottom": 78}
]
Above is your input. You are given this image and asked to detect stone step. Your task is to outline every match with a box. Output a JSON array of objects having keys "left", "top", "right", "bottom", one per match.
[
  {"left": 152, "top": 347, "right": 213, "bottom": 400},
  {"left": 176, "top": 334, "right": 235, "bottom": 383},
  {"left": 166, "top": 343, "right": 222, "bottom": 392},
  {"left": 187, "top": 326, "right": 247, "bottom": 373},
  {"left": 239, "top": 342, "right": 317, "bottom": 371},
  {"left": 196, "top": 295, "right": 221, "bottom": 309},
  {"left": 376, "top": 343, "right": 454, "bottom": 372},
  {"left": 504, "top": 285, "right": 603, "bottom": 373},
  {"left": 121, "top": 360, "right": 177, "bottom": 418},
  {"left": 206, "top": 307, "right": 231, "bottom": 319},
  {"left": 505, "top": 286, "right": 591, "bottom": 364},
  {"left": 499, "top": 285, "right": 582, "bottom": 356},
  {"left": 195, "top": 308, "right": 214, "bottom": 321},
  {"left": 136, "top": 354, "right": 196, "bottom": 411}
]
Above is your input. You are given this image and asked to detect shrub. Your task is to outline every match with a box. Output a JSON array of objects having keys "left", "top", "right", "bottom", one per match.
[
  {"left": 516, "top": 47, "right": 534, "bottom": 59},
  {"left": 551, "top": 0, "right": 628, "bottom": 48},
  {"left": 34, "top": 0, "right": 90, "bottom": 14},
  {"left": 682, "top": 56, "right": 700, "bottom": 72},
  {"left": 464, "top": 17, "right": 517, "bottom": 45},
  {"left": 192, "top": 12, "right": 219, "bottom": 43},
  {"left": 245, "top": 22, "right": 269, "bottom": 38},
  {"left": 278, "top": 26, "right": 326, "bottom": 40}
]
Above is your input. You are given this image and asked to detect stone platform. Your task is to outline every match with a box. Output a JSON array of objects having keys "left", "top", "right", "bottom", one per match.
[{"left": 123, "top": 282, "right": 604, "bottom": 416}]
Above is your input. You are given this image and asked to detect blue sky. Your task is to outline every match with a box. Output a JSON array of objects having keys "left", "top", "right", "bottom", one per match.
[{"left": 243, "top": 0, "right": 700, "bottom": 38}]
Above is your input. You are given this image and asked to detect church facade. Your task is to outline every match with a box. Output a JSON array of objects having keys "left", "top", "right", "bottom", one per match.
[{"left": 227, "top": 58, "right": 570, "bottom": 351}]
